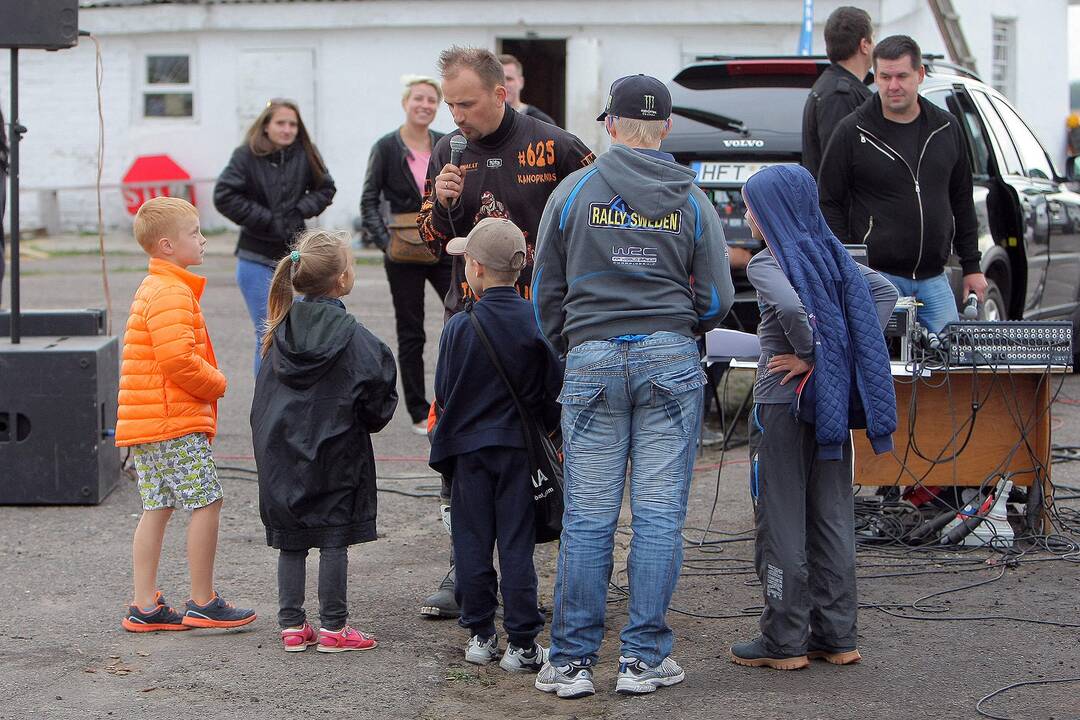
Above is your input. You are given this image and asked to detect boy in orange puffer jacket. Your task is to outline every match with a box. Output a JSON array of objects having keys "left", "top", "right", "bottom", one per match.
[{"left": 116, "top": 196, "right": 256, "bottom": 633}]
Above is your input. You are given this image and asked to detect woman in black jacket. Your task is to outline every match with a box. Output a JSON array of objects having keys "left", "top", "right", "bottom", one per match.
[
  {"left": 214, "top": 99, "right": 336, "bottom": 374},
  {"left": 361, "top": 76, "right": 450, "bottom": 433}
]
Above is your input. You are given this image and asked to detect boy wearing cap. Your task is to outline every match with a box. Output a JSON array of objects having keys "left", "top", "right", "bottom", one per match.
[
  {"left": 532, "top": 74, "right": 733, "bottom": 698},
  {"left": 429, "top": 217, "right": 564, "bottom": 673}
]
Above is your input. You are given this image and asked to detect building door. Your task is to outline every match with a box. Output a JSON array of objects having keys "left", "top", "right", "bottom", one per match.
[
  {"left": 498, "top": 38, "right": 566, "bottom": 128},
  {"left": 235, "top": 48, "right": 317, "bottom": 141}
]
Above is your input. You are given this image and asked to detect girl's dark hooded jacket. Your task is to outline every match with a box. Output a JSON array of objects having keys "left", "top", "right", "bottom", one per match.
[
  {"left": 214, "top": 142, "right": 337, "bottom": 263},
  {"left": 251, "top": 297, "right": 397, "bottom": 551}
]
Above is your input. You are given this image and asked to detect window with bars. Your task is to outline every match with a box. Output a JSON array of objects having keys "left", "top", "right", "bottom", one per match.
[
  {"left": 991, "top": 18, "right": 1016, "bottom": 100},
  {"left": 143, "top": 54, "right": 194, "bottom": 118}
]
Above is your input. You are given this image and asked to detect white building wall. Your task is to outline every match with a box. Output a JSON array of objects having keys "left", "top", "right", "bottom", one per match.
[
  {"left": 879, "top": 0, "right": 1069, "bottom": 168},
  {"left": 0, "top": 0, "right": 1067, "bottom": 231}
]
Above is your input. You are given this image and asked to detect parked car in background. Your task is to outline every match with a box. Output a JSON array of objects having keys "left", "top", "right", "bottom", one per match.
[{"left": 662, "top": 56, "right": 1080, "bottom": 349}]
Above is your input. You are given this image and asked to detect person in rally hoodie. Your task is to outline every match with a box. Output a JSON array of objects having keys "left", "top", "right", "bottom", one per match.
[
  {"left": 414, "top": 45, "right": 594, "bottom": 621},
  {"left": 817, "top": 34, "right": 987, "bottom": 334},
  {"left": 531, "top": 75, "right": 733, "bottom": 699}
]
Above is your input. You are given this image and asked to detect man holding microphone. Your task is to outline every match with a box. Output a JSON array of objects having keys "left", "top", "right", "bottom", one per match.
[{"left": 416, "top": 45, "right": 593, "bottom": 619}]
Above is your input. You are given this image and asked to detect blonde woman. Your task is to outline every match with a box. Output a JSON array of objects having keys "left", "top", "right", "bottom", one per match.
[{"left": 361, "top": 76, "right": 450, "bottom": 434}]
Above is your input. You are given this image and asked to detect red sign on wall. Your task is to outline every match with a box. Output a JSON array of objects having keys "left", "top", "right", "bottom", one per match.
[{"left": 122, "top": 155, "right": 196, "bottom": 215}]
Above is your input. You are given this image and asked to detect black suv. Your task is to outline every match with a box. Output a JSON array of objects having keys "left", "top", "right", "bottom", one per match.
[{"left": 662, "top": 56, "right": 1080, "bottom": 339}]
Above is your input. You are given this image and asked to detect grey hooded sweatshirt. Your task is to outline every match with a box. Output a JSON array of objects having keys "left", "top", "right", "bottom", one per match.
[{"left": 531, "top": 143, "right": 734, "bottom": 355}]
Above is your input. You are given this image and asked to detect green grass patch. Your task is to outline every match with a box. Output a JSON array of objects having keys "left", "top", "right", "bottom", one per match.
[{"left": 444, "top": 666, "right": 496, "bottom": 687}]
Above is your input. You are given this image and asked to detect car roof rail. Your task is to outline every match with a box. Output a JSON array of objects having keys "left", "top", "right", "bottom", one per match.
[{"left": 922, "top": 53, "right": 983, "bottom": 81}]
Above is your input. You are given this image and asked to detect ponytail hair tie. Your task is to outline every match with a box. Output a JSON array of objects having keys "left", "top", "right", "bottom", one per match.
[{"left": 290, "top": 250, "right": 301, "bottom": 263}]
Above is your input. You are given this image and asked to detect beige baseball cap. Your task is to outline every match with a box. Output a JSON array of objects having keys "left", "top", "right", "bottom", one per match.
[{"left": 445, "top": 217, "right": 527, "bottom": 272}]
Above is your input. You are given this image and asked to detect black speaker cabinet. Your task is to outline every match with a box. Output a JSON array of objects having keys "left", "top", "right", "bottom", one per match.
[
  {"left": 0, "top": 0, "right": 78, "bottom": 50},
  {"left": 0, "top": 335, "right": 121, "bottom": 504},
  {"left": 0, "top": 308, "right": 106, "bottom": 337}
]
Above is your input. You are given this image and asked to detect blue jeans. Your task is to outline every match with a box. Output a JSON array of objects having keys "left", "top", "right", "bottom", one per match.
[
  {"left": 878, "top": 271, "right": 958, "bottom": 334},
  {"left": 236, "top": 257, "right": 275, "bottom": 376},
  {"left": 549, "top": 331, "right": 705, "bottom": 668}
]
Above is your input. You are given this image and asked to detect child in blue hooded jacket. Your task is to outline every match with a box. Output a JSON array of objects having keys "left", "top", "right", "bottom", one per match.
[{"left": 730, "top": 164, "right": 897, "bottom": 671}]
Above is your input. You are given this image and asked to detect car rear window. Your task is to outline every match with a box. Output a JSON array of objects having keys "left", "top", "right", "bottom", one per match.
[{"left": 670, "top": 86, "right": 811, "bottom": 137}]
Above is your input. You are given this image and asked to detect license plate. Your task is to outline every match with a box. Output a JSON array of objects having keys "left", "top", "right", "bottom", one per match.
[{"left": 691, "top": 161, "right": 777, "bottom": 186}]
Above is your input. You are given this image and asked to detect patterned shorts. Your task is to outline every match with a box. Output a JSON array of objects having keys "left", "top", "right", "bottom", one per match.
[{"left": 132, "top": 433, "right": 223, "bottom": 511}]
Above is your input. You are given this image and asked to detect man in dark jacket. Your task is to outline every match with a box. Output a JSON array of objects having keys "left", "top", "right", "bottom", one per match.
[
  {"left": 532, "top": 75, "right": 733, "bottom": 699},
  {"left": 817, "top": 35, "right": 987, "bottom": 333},
  {"left": 801, "top": 6, "right": 874, "bottom": 178},
  {"left": 419, "top": 46, "right": 594, "bottom": 316},
  {"left": 500, "top": 54, "right": 557, "bottom": 126},
  {"left": 416, "top": 45, "right": 593, "bottom": 620}
]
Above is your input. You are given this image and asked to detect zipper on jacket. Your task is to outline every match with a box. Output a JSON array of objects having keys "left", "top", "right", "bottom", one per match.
[
  {"left": 862, "top": 215, "right": 874, "bottom": 243},
  {"left": 855, "top": 122, "right": 949, "bottom": 279}
]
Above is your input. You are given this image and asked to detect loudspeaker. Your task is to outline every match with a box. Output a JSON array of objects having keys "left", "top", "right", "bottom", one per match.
[
  {"left": 0, "top": 308, "right": 106, "bottom": 337},
  {"left": 0, "top": 0, "right": 79, "bottom": 50},
  {"left": 0, "top": 335, "right": 121, "bottom": 504}
]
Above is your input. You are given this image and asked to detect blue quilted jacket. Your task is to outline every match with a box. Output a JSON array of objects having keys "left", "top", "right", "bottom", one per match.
[{"left": 743, "top": 164, "right": 896, "bottom": 460}]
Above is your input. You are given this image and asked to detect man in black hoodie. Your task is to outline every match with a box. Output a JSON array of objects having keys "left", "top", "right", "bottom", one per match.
[
  {"left": 817, "top": 35, "right": 986, "bottom": 333},
  {"left": 801, "top": 6, "right": 874, "bottom": 179}
]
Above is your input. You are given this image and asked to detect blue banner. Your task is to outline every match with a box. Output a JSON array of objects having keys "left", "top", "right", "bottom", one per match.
[{"left": 798, "top": 0, "right": 814, "bottom": 56}]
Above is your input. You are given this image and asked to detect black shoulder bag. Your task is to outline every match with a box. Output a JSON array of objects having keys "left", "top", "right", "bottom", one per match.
[{"left": 466, "top": 307, "right": 564, "bottom": 544}]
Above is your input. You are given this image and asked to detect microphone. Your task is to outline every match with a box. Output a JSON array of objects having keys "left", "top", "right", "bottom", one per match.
[
  {"left": 962, "top": 292, "right": 979, "bottom": 320},
  {"left": 449, "top": 135, "right": 467, "bottom": 167}
]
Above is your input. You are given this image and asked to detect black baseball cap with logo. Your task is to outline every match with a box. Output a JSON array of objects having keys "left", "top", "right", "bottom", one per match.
[{"left": 596, "top": 74, "right": 672, "bottom": 122}]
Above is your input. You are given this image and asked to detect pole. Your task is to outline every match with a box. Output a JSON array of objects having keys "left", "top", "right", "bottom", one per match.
[
  {"left": 9, "top": 48, "right": 19, "bottom": 344},
  {"left": 797, "top": 0, "right": 814, "bottom": 56}
]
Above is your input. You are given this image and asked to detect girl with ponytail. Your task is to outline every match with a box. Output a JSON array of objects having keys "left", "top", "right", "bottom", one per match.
[{"left": 251, "top": 229, "right": 398, "bottom": 654}]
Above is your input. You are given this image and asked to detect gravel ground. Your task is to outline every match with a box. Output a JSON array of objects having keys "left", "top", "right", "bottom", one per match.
[{"left": 1, "top": 234, "right": 1078, "bottom": 720}]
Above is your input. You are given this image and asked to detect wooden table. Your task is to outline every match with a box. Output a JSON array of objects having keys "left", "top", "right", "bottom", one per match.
[
  {"left": 724, "top": 359, "right": 1067, "bottom": 531},
  {"left": 855, "top": 363, "right": 1066, "bottom": 532}
]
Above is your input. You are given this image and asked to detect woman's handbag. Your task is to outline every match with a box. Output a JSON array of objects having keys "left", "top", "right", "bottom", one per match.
[
  {"left": 467, "top": 307, "right": 565, "bottom": 544},
  {"left": 386, "top": 211, "right": 438, "bottom": 265}
]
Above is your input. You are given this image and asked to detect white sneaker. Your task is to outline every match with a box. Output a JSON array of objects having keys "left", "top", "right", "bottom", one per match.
[
  {"left": 411, "top": 420, "right": 429, "bottom": 435},
  {"left": 615, "top": 655, "right": 685, "bottom": 694},
  {"left": 500, "top": 642, "right": 548, "bottom": 673},
  {"left": 464, "top": 634, "right": 499, "bottom": 665},
  {"left": 535, "top": 660, "right": 595, "bottom": 699}
]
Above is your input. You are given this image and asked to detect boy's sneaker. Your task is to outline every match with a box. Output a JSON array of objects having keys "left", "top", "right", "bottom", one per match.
[
  {"left": 281, "top": 622, "right": 319, "bottom": 652},
  {"left": 122, "top": 592, "right": 189, "bottom": 633},
  {"left": 616, "top": 656, "right": 686, "bottom": 694},
  {"left": 534, "top": 660, "right": 595, "bottom": 699},
  {"left": 181, "top": 592, "right": 257, "bottom": 629},
  {"left": 317, "top": 625, "right": 378, "bottom": 652},
  {"left": 464, "top": 633, "right": 499, "bottom": 665},
  {"left": 730, "top": 637, "right": 809, "bottom": 670},
  {"left": 807, "top": 639, "right": 862, "bottom": 665},
  {"left": 499, "top": 642, "right": 548, "bottom": 673}
]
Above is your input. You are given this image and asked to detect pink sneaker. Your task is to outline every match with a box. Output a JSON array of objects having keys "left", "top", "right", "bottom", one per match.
[
  {"left": 317, "top": 625, "right": 378, "bottom": 653},
  {"left": 281, "top": 623, "right": 318, "bottom": 652}
]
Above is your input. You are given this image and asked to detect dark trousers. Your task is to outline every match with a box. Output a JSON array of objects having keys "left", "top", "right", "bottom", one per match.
[
  {"left": 277, "top": 546, "right": 348, "bottom": 631},
  {"left": 748, "top": 403, "right": 858, "bottom": 655},
  {"left": 384, "top": 255, "right": 453, "bottom": 423},
  {"left": 450, "top": 446, "right": 543, "bottom": 648}
]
